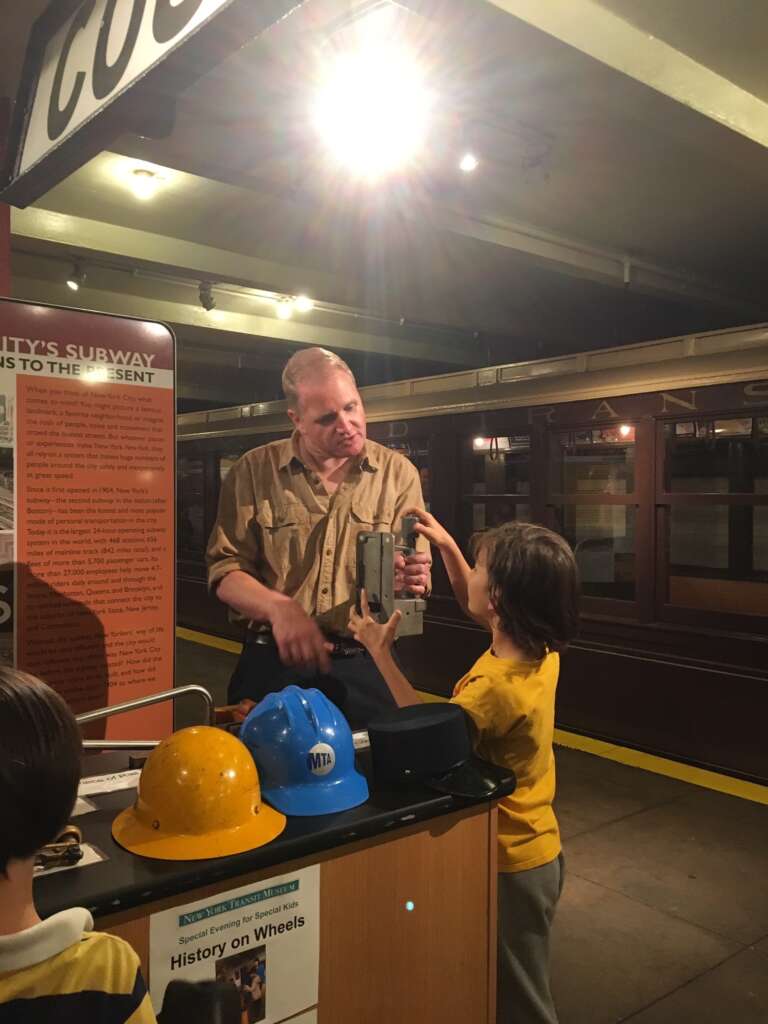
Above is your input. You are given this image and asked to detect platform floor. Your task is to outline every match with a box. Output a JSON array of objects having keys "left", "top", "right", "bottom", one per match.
[{"left": 176, "top": 636, "right": 768, "bottom": 1023}]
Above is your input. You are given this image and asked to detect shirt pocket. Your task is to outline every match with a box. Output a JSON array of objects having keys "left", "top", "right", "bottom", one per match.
[{"left": 254, "top": 500, "right": 311, "bottom": 577}]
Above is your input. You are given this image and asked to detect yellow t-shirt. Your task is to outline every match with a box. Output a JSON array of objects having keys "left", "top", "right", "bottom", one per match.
[{"left": 451, "top": 647, "right": 561, "bottom": 873}]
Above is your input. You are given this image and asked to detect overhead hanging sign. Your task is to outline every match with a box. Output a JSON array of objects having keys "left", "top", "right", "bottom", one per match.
[
  {"left": 1, "top": 0, "right": 301, "bottom": 207},
  {"left": 19, "top": 0, "right": 232, "bottom": 177}
]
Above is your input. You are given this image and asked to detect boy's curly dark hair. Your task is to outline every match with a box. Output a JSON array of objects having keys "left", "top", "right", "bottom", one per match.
[{"left": 471, "top": 522, "right": 580, "bottom": 661}]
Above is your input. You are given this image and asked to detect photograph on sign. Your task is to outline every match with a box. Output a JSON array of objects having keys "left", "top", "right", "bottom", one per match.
[{"left": 149, "top": 865, "right": 319, "bottom": 1023}]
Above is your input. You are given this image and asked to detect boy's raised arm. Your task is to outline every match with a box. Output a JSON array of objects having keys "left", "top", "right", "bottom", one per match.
[{"left": 404, "top": 508, "right": 474, "bottom": 619}]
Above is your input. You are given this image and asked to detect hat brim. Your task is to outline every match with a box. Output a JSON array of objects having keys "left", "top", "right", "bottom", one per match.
[
  {"left": 111, "top": 803, "right": 286, "bottom": 861},
  {"left": 426, "top": 757, "right": 512, "bottom": 800},
  {"left": 262, "top": 771, "right": 369, "bottom": 817}
]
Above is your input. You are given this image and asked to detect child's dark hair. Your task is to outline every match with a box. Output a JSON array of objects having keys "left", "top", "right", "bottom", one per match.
[
  {"left": 472, "top": 522, "right": 580, "bottom": 661},
  {"left": 0, "top": 668, "right": 82, "bottom": 874}
]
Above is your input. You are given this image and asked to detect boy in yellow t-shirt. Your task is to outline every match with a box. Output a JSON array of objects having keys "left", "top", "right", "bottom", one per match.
[
  {"left": 349, "top": 511, "right": 580, "bottom": 1023},
  {"left": 0, "top": 668, "right": 156, "bottom": 1024}
]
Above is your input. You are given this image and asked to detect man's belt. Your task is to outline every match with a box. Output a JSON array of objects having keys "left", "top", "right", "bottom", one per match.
[{"left": 245, "top": 630, "right": 367, "bottom": 658}]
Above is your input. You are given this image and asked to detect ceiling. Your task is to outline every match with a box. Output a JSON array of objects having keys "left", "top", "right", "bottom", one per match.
[{"left": 3, "top": 0, "right": 768, "bottom": 408}]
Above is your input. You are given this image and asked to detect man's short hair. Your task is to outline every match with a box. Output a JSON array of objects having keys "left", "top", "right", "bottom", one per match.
[
  {"left": 282, "top": 348, "right": 356, "bottom": 407},
  {"left": 0, "top": 668, "right": 82, "bottom": 874},
  {"left": 472, "top": 522, "right": 580, "bottom": 661}
]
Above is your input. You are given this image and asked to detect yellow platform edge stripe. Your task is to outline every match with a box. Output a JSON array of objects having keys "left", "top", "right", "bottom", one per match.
[{"left": 177, "top": 627, "right": 768, "bottom": 806}]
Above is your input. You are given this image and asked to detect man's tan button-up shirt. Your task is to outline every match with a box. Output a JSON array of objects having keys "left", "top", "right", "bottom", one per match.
[{"left": 206, "top": 433, "right": 428, "bottom": 636}]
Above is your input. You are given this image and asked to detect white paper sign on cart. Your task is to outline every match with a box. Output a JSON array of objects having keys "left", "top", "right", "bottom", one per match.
[{"left": 149, "top": 865, "right": 319, "bottom": 1023}]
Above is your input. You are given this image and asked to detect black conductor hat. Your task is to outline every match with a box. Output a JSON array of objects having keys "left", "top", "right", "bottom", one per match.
[{"left": 366, "top": 703, "right": 512, "bottom": 800}]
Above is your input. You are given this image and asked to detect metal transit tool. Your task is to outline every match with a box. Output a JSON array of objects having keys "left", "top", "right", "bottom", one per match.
[{"left": 355, "top": 516, "right": 427, "bottom": 637}]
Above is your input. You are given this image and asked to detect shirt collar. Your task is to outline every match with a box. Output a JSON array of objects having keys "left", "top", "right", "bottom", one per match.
[
  {"left": 0, "top": 907, "right": 93, "bottom": 973},
  {"left": 279, "top": 432, "right": 378, "bottom": 473}
]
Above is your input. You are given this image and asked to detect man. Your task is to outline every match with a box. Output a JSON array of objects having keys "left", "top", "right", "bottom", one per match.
[{"left": 207, "top": 347, "right": 431, "bottom": 729}]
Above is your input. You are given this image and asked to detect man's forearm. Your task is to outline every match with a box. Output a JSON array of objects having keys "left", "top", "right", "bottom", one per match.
[
  {"left": 215, "top": 570, "right": 293, "bottom": 623},
  {"left": 369, "top": 648, "right": 422, "bottom": 707}
]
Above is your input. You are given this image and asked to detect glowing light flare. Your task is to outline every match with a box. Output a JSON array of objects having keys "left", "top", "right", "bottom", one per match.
[
  {"left": 294, "top": 294, "right": 314, "bottom": 313},
  {"left": 459, "top": 152, "right": 479, "bottom": 173},
  {"left": 619, "top": 424, "right": 632, "bottom": 437},
  {"left": 275, "top": 298, "right": 294, "bottom": 320},
  {"left": 312, "top": 46, "right": 432, "bottom": 178},
  {"left": 131, "top": 168, "right": 160, "bottom": 200},
  {"left": 82, "top": 366, "right": 109, "bottom": 383}
]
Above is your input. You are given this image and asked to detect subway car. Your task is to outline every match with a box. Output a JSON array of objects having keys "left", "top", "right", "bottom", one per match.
[{"left": 177, "top": 323, "right": 768, "bottom": 785}]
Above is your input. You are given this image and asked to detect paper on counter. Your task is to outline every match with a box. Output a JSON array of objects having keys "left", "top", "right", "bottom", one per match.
[
  {"left": 78, "top": 769, "right": 141, "bottom": 797},
  {"left": 72, "top": 796, "right": 97, "bottom": 817}
]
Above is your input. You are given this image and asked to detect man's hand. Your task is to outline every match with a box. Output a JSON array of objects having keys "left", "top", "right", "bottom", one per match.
[
  {"left": 269, "top": 599, "right": 332, "bottom": 673},
  {"left": 348, "top": 590, "right": 401, "bottom": 658},
  {"left": 394, "top": 550, "right": 432, "bottom": 596}
]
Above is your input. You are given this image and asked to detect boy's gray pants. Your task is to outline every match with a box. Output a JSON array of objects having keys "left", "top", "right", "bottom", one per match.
[{"left": 497, "top": 853, "right": 565, "bottom": 1024}]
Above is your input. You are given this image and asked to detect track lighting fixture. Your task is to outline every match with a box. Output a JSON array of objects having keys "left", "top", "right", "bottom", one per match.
[
  {"left": 199, "top": 282, "right": 216, "bottom": 311},
  {"left": 66, "top": 264, "right": 86, "bottom": 291}
]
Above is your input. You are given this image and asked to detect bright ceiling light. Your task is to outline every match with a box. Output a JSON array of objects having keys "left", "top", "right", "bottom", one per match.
[
  {"left": 66, "top": 264, "right": 85, "bottom": 291},
  {"left": 131, "top": 168, "right": 159, "bottom": 200},
  {"left": 312, "top": 44, "right": 432, "bottom": 179},
  {"left": 459, "top": 152, "right": 479, "bottom": 173},
  {"left": 294, "top": 294, "right": 314, "bottom": 313},
  {"left": 275, "top": 298, "right": 294, "bottom": 320}
]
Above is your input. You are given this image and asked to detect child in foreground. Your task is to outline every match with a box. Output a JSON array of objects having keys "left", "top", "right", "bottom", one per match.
[
  {"left": 349, "top": 510, "right": 580, "bottom": 1024},
  {"left": 0, "top": 667, "right": 156, "bottom": 1023}
]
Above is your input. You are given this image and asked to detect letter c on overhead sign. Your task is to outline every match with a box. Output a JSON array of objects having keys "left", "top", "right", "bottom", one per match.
[
  {"left": 152, "top": 0, "right": 206, "bottom": 44},
  {"left": 47, "top": 0, "right": 96, "bottom": 142},
  {"left": 93, "top": 0, "right": 147, "bottom": 100}
]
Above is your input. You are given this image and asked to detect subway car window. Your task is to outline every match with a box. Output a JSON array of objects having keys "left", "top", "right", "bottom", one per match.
[
  {"left": 660, "top": 416, "right": 768, "bottom": 623},
  {"left": 384, "top": 439, "right": 431, "bottom": 509},
  {"left": 667, "top": 506, "right": 768, "bottom": 616},
  {"left": 178, "top": 457, "right": 206, "bottom": 575},
  {"left": 664, "top": 418, "right": 768, "bottom": 493},
  {"left": 468, "top": 435, "right": 531, "bottom": 496},
  {"left": 461, "top": 435, "right": 531, "bottom": 548},
  {"left": 555, "top": 504, "right": 636, "bottom": 600},
  {"left": 551, "top": 426, "right": 635, "bottom": 496}
]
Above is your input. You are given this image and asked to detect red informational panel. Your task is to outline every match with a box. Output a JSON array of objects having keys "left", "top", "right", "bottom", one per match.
[{"left": 0, "top": 298, "right": 175, "bottom": 738}]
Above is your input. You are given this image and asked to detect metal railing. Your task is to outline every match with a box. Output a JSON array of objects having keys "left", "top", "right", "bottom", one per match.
[{"left": 77, "top": 685, "right": 214, "bottom": 751}]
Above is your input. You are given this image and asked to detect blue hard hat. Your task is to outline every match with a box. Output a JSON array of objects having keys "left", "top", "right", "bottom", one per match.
[{"left": 240, "top": 686, "right": 369, "bottom": 816}]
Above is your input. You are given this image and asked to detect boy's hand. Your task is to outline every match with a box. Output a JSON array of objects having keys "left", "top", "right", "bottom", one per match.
[
  {"left": 348, "top": 590, "right": 401, "bottom": 657},
  {"left": 404, "top": 507, "right": 453, "bottom": 550}
]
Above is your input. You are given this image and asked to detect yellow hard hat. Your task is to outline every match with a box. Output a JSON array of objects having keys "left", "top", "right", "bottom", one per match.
[{"left": 112, "top": 726, "right": 286, "bottom": 860}]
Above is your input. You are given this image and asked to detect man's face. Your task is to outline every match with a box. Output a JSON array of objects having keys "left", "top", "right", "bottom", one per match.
[{"left": 289, "top": 370, "right": 367, "bottom": 460}]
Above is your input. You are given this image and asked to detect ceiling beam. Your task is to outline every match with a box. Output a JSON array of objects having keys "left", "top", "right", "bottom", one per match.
[
  {"left": 428, "top": 207, "right": 766, "bottom": 317},
  {"left": 112, "top": 133, "right": 763, "bottom": 317},
  {"left": 10, "top": 271, "right": 478, "bottom": 367},
  {"left": 482, "top": 0, "right": 768, "bottom": 151},
  {"left": 11, "top": 205, "right": 339, "bottom": 298}
]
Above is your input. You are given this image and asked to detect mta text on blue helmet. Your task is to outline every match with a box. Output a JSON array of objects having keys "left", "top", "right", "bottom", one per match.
[{"left": 240, "top": 686, "right": 369, "bottom": 816}]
